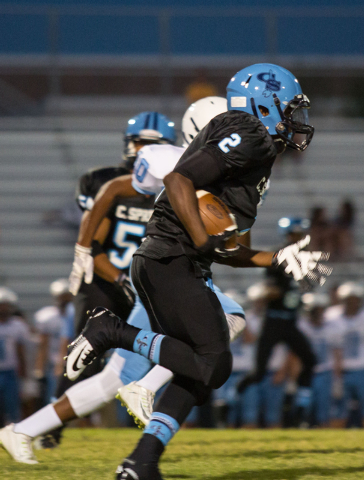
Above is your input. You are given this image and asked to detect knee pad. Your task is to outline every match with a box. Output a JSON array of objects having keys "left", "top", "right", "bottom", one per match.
[
  {"left": 197, "top": 350, "right": 233, "bottom": 390},
  {"left": 66, "top": 355, "right": 125, "bottom": 417}
]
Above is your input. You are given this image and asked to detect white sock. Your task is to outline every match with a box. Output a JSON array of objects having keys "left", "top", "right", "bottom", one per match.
[
  {"left": 136, "top": 365, "right": 173, "bottom": 393},
  {"left": 13, "top": 404, "right": 63, "bottom": 438}
]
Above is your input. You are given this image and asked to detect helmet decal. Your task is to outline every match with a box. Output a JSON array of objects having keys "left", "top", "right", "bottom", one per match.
[{"left": 257, "top": 70, "right": 281, "bottom": 96}]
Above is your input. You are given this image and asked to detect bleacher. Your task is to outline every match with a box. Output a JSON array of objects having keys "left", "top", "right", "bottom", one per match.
[{"left": 0, "top": 106, "right": 363, "bottom": 316}]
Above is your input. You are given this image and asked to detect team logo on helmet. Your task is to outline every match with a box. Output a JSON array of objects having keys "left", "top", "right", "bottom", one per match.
[{"left": 257, "top": 70, "right": 281, "bottom": 97}]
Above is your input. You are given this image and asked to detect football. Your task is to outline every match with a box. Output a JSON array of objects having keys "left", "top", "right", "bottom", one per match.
[{"left": 196, "top": 190, "right": 237, "bottom": 249}]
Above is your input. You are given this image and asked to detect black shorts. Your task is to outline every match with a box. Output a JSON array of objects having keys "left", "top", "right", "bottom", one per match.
[{"left": 131, "top": 254, "right": 230, "bottom": 355}]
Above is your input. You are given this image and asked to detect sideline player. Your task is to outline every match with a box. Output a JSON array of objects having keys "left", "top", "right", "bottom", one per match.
[
  {"left": 298, "top": 292, "right": 342, "bottom": 427},
  {"left": 66, "top": 64, "right": 332, "bottom": 480},
  {"left": 33, "top": 279, "right": 74, "bottom": 408},
  {"left": 0, "top": 288, "right": 28, "bottom": 426},
  {"left": 0, "top": 98, "right": 247, "bottom": 464}
]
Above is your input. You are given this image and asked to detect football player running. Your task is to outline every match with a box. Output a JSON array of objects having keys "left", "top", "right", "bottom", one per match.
[
  {"left": 65, "top": 64, "right": 332, "bottom": 480},
  {"left": 0, "top": 98, "right": 247, "bottom": 464}
]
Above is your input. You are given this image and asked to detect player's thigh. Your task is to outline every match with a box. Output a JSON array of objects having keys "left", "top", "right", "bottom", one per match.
[
  {"left": 284, "top": 326, "right": 316, "bottom": 365},
  {"left": 255, "top": 326, "right": 280, "bottom": 372},
  {"left": 132, "top": 255, "right": 229, "bottom": 350}
]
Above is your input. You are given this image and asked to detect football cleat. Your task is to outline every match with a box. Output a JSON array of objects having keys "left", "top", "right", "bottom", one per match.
[
  {"left": 33, "top": 432, "right": 61, "bottom": 450},
  {"left": 66, "top": 334, "right": 96, "bottom": 381},
  {"left": 0, "top": 424, "right": 38, "bottom": 464},
  {"left": 66, "top": 306, "right": 125, "bottom": 381},
  {"left": 115, "top": 458, "right": 163, "bottom": 480},
  {"left": 116, "top": 382, "right": 155, "bottom": 429}
]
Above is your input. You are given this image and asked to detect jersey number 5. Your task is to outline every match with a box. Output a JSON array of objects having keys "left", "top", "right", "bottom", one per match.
[
  {"left": 109, "top": 221, "right": 146, "bottom": 270},
  {"left": 218, "top": 133, "right": 241, "bottom": 153}
]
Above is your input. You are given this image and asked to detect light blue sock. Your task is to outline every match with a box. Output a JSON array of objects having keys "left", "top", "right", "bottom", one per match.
[
  {"left": 144, "top": 412, "right": 180, "bottom": 446},
  {"left": 133, "top": 330, "right": 164, "bottom": 363}
]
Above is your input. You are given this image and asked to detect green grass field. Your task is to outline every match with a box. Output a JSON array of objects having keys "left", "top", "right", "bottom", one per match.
[{"left": 1, "top": 428, "right": 364, "bottom": 480}]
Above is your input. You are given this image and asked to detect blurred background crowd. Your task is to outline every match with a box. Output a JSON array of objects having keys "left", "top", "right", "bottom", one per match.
[{"left": 1, "top": 0, "right": 364, "bottom": 430}]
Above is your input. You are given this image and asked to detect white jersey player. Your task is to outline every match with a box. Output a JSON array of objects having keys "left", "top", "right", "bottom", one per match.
[
  {"left": 321, "top": 282, "right": 364, "bottom": 426},
  {"left": 0, "top": 288, "right": 28, "bottom": 426},
  {"left": 132, "top": 145, "right": 186, "bottom": 196},
  {"left": 33, "top": 279, "right": 75, "bottom": 404}
]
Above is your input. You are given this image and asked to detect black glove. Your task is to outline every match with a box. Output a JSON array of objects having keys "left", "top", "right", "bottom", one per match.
[
  {"left": 114, "top": 273, "right": 136, "bottom": 308},
  {"left": 197, "top": 229, "right": 240, "bottom": 260}
]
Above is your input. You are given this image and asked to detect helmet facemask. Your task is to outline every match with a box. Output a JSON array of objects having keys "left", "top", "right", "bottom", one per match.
[
  {"left": 121, "top": 112, "right": 176, "bottom": 170},
  {"left": 273, "top": 94, "right": 314, "bottom": 151},
  {"left": 122, "top": 130, "right": 173, "bottom": 169}
]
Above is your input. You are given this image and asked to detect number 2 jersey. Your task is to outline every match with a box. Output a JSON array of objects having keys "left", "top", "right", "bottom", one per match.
[
  {"left": 76, "top": 166, "right": 155, "bottom": 276},
  {"left": 135, "top": 110, "right": 277, "bottom": 272}
]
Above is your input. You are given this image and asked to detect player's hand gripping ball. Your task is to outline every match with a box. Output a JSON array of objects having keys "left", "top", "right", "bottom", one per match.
[{"left": 196, "top": 190, "right": 239, "bottom": 258}]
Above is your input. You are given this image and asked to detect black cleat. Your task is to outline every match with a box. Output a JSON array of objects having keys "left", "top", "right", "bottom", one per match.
[
  {"left": 66, "top": 307, "right": 124, "bottom": 380},
  {"left": 115, "top": 458, "right": 163, "bottom": 480}
]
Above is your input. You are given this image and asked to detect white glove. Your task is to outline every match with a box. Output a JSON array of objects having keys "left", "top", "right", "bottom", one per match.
[
  {"left": 272, "top": 235, "right": 332, "bottom": 290},
  {"left": 69, "top": 244, "right": 94, "bottom": 295}
]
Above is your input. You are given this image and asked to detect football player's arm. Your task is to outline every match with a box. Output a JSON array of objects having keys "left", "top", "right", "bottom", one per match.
[
  {"left": 216, "top": 243, "right": 274, "bottom": 268},
  {"left": 78, "top": 174, "right": 138, "bottom": 248},
  {"left": 92, "top": 217, "right": 122, "bottom": 283},
  {"left": 164, "top": 150, "right": 227, "bottom": 247},
  {"left": 69, "top": 175, "right": 138, "bottom": 295}
]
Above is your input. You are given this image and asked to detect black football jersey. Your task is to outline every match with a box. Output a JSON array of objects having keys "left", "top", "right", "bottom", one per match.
[
  {"left": 264, "top": 266, "right": 302, "bottom": 324},
  {"left": 137, "top": 111, "right": 276, "bottom": 268},
  {"left": 76, "top": 167, "right": 155, "bottom": 274}
]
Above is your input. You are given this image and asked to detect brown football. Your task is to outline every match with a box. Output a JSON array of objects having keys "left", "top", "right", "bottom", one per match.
[{"left": 196, "top": 190, "right": 237, "bottom": 249}]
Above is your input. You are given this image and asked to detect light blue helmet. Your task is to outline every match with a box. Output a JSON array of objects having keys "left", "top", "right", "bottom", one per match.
[
  {"left": 123, "top": 111, "right": 176, "bottom": 168},
  {"left": 226, "top": 63, "right": 314, "bottom": 151}
]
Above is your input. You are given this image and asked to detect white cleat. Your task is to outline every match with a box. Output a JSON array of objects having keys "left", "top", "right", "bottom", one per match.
[
  {"left": 116, "top": 382, "right": 155, "bottom": 429},
  {"left": 0, "top": 424, "right": 38, "bottom": 464}
]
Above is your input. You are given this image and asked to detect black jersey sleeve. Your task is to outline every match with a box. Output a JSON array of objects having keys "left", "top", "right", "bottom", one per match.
[{"left": 172, "top": 149, "right": 228, "bottom": 188}]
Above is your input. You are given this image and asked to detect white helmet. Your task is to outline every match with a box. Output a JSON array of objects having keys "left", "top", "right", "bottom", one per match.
[
  {"left": 337, "top": 281, "right": 364, "bottom": 300},
  {"left": 0, "top": 287, "right": 18, "bottom": 305},
  {"left": 302, "top": 292, "right": 330, "bottom": 311},
  {"left": 182, "top": 96, "right": 227, "bottom": 147},
  {"left": 49, "top": 278, "right": 70, "bottom": 297},
  {"left": 246, "top": 282, "right": 269, "bottom": 301}
]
